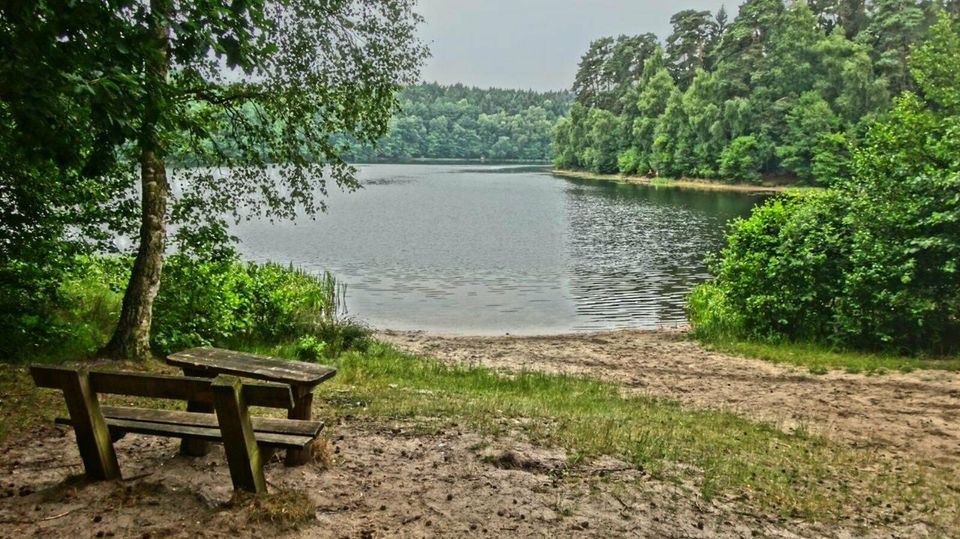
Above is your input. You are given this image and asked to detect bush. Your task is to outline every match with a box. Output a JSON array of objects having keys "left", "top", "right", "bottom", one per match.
[
  {"left": 690, "top": 17, "right": 960, "bottom": 354},
  {"left": 689, "top": 191, "right": 854, "bottom": 343},
  {"left": 617, "top": 148, "right": 641, "bottom": 175},
  {"left": 686, "top": 283, "right": 743, "bottom": 341},
  {"left": 294, "top": 335, "right": 327, "bottom": 361},
  {"left": 691, "top": 176, "right": 960, "bottom": 354},
  {"left": 150, "top": 256, "right": 357, "bottom": 354},
  {"left": 718, "top": 135, "right": 770, "bottom": 184}
]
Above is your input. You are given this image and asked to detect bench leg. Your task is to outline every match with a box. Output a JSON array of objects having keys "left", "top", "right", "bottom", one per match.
[
  {"left": 285, "top": 391, "right": 314, "bottom": 467},
  {"left": 179, "top": 400, "right": 214, "bottom": 456},
  {"left": 211, "top": 375, "right": 266, "bottom": 494},
  {"left": 62, "top": 369, "right": 121, "bottom": 481},
  {"left": 179, "top": 368, "right": 212, "bottom": 457}
]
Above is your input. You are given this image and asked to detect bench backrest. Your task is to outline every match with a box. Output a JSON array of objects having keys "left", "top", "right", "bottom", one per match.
[
  {"left": 31, "top": 364, "right": 298, "bottom": 493},
  {"left": 31, "top": 365, "right": 295, "bottom": 409}
]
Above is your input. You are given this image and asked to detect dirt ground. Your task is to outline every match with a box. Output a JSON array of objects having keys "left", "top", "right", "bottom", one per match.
[
  {"left": 0, "top": 419, "right": 850, "bottom": 539},
  {"left": 379, "top": 329, "right": 960, "bottom": 467},
  {"left": 1, "top": 329, "right": 957, "bottom": 538}
]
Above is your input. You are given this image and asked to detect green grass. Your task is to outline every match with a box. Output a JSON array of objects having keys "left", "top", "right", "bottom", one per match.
[
  {"left": 648, "top": 177, "right": 675, "bottom": 186},
  {"left": 5, "top": 338, "right": 958, "bottom": 532},
  {"left": 700, "top": 338, "right": 960, "bottom": 374},
  {"left": 245, "top": 341, "right": 958, "bottom": 530}
]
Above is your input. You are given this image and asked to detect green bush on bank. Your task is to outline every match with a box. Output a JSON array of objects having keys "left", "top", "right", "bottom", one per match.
[
  {"left": 687, "top": 16, "right": 960, "bottom": 355},
  {"left": 8, "top": 255, "right": 368, "bottom": 362},
  {"left": 152, "top": 256, "right": 370, "bottom": 356}
]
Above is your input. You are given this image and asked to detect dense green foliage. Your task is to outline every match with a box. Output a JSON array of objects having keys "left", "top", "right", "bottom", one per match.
[
  {"left": 554, "top": 0, "right": 957, "bottom": 184},
  {"left": 688, "top": 14, "right": 960, "bottom": 354},
  {"left": 334, "top": 83, "right": 572, "bottom": 161},
  {"left": 0, "top": 0, "right": 425, "bottom": 359},
  {"left": 6, "top": 255, "right": 368, "bottom": 361}
]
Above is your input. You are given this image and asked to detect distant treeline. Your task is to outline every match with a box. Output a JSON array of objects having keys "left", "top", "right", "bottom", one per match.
[
  {"left": 553, "top": 0, "right": 960, "bottom": 184},
  {"left": 337, "top": 83, "right": 573, "bottom": 162}
]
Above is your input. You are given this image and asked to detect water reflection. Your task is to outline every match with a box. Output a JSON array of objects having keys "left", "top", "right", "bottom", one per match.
[
  {"left": 232, "top": 165, "right": 766, "bottom": 334},
  {"left": 562, "top": 179, "right": 765, "bottom": 329}
]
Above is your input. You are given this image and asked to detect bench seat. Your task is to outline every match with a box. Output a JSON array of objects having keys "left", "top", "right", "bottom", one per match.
[
  {"left": 32, "top": 364, "right": 322, "bottom": 493},
  {"left": 55, "top": 406, "right": 323, "bottom": 450}
]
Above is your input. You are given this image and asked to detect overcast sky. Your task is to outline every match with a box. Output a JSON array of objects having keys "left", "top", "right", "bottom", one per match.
[{"left": 416, "top": 0, "right": 744, "bottom": 91}]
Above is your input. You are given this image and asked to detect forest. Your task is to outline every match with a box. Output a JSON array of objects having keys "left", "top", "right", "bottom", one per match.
[
  {"left": 553, "top": 0, "right": 960, "bottom": 185},
  {"left": 683, "top": 5, "right": 960, "bottom": 355},
  {"left": 336, "top": 83, "right": 571, "bottom": 161}
]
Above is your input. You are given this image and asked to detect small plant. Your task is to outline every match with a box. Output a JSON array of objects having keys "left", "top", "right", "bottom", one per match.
[
  {"left": 294, "top": 335, "right": 327, "bottom": 362},
  {"left": 310, "top": 436, "right": 335, "bottom": 470},
  {"left": 246, "top": 489, "right": 316, "bottom": 528}
]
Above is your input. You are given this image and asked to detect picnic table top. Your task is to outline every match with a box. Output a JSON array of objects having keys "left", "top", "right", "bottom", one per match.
[{"left": 166, "top": 347, "right": 336, "bottom": 387}]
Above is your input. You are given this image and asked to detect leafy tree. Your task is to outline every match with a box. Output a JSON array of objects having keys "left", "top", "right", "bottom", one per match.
[
  {"left": 681, "top": 70, "right": 724, "bottom": 177},
  {"left": 573, "top": 34, "right": 657, "bottom": 112},
  {"left": 649, "top": 89, "right": 686, "bottom": 177},
  {"left": 553, "top": 0, "right": 951, "bottom": 185},
  {"left": 718, "top": 135, "right": 770, "bottom": 183},
  {"left": 1, "top": 1, "right": 140, "bottom": 356},
  {"left": 857, "top": 0, "right": 928, "bottom": 95},
  {"left": 777, "top": 91, "right": 841, "bottom": 181},
  {"left": 809, "top": 0, "right": 868, "bottom": 37},
  {"left": 690, "top": 14, "right": 960, "bottom": 353},
  {"left": 666, "top": 9, "right": 718, "bottom": 89},
  {"left": 713, "top": 0, "right": 786, "bottom": 97},
  {"left": 582, "top": 109, "right": 622, "bottom": 174},
  {"left": 811, "top": 27, "right": 889, "bottom": 123},
  {"left": 810, "top": 131, "right": 854, "bottom": 186},
  {"left": 627, "top": 49, "right": 677, "bottom": 175},
  {"left": 340, "top": 83, "right": 571, "bottom": 161},
  {"left": 552, "top": 117, "right": 578, "bottom": 168},
  {"left": 573, "top": 37, "right": 616, "bottom": 109},
  {"left": 3, "top": 0, "right": 426, "bottom": 360}
]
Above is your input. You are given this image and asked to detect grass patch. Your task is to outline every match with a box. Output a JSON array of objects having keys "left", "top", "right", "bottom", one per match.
[
  {"left": 293, "top": 342, "right": 960, "bottom": 529},
  {"left": 244, "top": 489, "right": 316, "bottom": 528},
  {"left": 5, "top": 337, "right": 958, "bottom": 532},
  {"left": 648, "top": 177, "right": 676, "bottom": 186},
  {"left": 701, "top": 338, "right": 960, "bottom": 374},
  {"left": 0, "top": 364, "right": 64, "bottom": 443}
]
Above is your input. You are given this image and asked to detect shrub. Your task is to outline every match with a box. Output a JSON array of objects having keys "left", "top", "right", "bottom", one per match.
[
  {"left": 718, "top": 135, "right": 770, "bottom": 184},
  {"left": 686, "top": 282, "right": 743, "bottom": 341},
  {"left": 690, "top": 16, "right": 960, "bottom": 354},
  {"left": 617, "top": 147, "right": 641, "bottom": 175},
  {"left": 689, "top": 191, "right": 855, "bottom": 344},
  {"left": 150, "top": 256, "right": 354, "bottom": 354},
  {"left": 294, "top": 335, "right": 327, "bottom": 361}
]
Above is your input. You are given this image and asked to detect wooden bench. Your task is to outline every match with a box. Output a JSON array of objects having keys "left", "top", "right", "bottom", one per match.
[
  {"left": 31, "top": 365, "right": 324, "bottom": 493},
  {"left": 166, "top": 347, "right": 336, "bottom": 465}
]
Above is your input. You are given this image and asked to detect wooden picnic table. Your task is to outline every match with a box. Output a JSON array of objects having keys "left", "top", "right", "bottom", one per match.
[{"left": 167, "top": 346, "right": 336, "bottom": 465}]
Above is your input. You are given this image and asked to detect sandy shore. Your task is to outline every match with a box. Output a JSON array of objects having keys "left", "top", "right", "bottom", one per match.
[
  {"left": 551, "top": 168, "right": 811, "bottom": 193},
  {"left": 2, "top": 328, "right": 957, "bottom": 537},
  {"left": 379, "top": 328, "right": 960, "bottom": 466}
]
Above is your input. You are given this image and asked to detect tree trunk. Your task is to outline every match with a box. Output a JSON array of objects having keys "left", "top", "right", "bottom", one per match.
[
  {"left": 101, "top": 149, "right": 168, "bottom": 360},
  {"left": 100, "top": 0, "right": 170, "bottom": 361}
]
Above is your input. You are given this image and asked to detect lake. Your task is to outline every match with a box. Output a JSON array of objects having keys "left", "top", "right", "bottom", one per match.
[{"left": 233, "top": 164, "right": 767, "bottom": 334}]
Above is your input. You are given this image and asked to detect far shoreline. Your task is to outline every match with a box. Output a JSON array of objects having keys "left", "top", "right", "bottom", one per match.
[{"left": 551, "top": 168, "right": 817, "bottom": 194}]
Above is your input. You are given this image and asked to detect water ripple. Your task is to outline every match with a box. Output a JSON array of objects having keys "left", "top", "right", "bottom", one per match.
[{"left": 233, "top": 164, "right": 765, "bottom": 334}]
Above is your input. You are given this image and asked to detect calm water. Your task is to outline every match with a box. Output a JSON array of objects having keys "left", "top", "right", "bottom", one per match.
[{"left": 233, "top": 164, "right": 766, "bottom": 334}]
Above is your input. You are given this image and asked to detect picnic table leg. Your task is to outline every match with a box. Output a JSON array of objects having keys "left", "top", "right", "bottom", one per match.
[
  {"left": 284, "top": 388, "right": 314, "bottom": 466},
  {"left": 211, "top": 375, "right": 266, "bottom": 493},
  {"left": 61, "top": 369, "right": 122, "bottom": 480},
  {"left": 179, "top": 368, "right": 213, "bottom": 457}
]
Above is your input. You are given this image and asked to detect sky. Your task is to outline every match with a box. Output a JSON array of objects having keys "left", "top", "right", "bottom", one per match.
[{"left": 416, "top": 0, "right": 743, "bottom": 92}]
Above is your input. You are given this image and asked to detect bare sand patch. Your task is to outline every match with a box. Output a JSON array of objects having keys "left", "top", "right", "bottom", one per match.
[
  {"left": 0, "top": 420, "right": 858, "bottom": 538},
  {"left": 2, "top": 329, "right": 957, "bottom": 537},
  {"left": 378, "top": 329, "right": 960, "bottom": 466}
]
